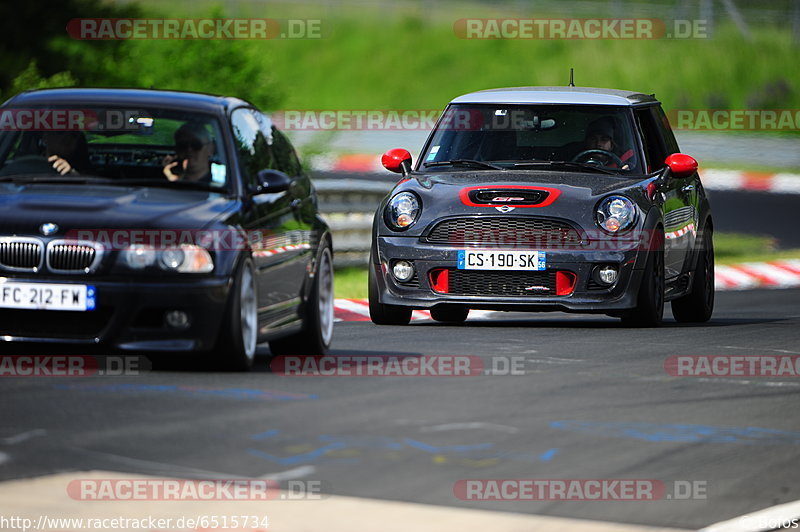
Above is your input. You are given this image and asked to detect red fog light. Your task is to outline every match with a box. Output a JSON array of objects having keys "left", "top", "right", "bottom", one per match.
[
  {"left": 429, "top": 268, "right": 449, "bottom": 294},
  {"left": 555, "top": 271, "right": 577, "bottom": 296}
]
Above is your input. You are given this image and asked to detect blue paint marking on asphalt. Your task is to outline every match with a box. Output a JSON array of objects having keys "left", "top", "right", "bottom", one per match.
[
  {"left": 251, "top": 429, "right": 281, "bottom": 440},
  {"left": 539, "top": 448, "right": 559, "bottom": 461},
  {"left": 550, "top": 421, "right": 800, "bottom": 445},
  {"left": 247, "top": 443, "right": 354, "bottom": 465},
  {"left": 248, "top": 431, "right": 554, "bottom": 465},
  {"left": 55, "top": 383, "right": 318, "bottom": 401},
  {"left": 403, "top": 438, "right": 494, "bottom": 454}
]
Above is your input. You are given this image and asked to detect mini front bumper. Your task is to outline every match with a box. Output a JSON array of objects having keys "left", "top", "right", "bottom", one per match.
[
  {"left": 374, "top": 236, "right": 648, "bottom": 313},
  {"left": 0, "top": 276, "right": 232, "bottom": 352}
]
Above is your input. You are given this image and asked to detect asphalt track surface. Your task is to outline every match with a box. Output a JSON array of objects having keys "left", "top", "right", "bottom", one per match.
[
  {"left": 2, "top": 288, "right": 800, "bottom": 530},
  {"left": 706, "top": 188, "right": 800, "bottom": 248}
]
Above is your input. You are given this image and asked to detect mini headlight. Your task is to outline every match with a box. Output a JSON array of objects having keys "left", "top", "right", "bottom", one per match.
[
  {"left": 596, "top": 195, "right": 636, "bottom": 233},
  {"left": 385, "top": 192, "right": 421, "bottom": 231}
]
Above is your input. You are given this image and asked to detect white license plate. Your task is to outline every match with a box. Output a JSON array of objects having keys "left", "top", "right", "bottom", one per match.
[
  {"left": 0, "top": 282, "right": 95, "bottom": 311},
  {"left": 457, "top": 250, "right": 546, "bottom": 271}
]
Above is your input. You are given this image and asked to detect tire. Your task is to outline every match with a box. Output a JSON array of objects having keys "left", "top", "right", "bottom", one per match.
[
  {"left": 215, "top": 257, "right": 258, "bottom": 371},
  {"left": 430, "top": 305, "right": 469, "bottom": 323},
  {"left": 368, "top": 262, "right": 412, "bottom": 325},
  {"left": 621, "top": 242, "right": 664, "bottom": 328},
  {"left": 269, "top": 244, "right": 335, "bottom": 357},
  {"left": 671, "top": 227, "right": 715, "bottom": 323}
]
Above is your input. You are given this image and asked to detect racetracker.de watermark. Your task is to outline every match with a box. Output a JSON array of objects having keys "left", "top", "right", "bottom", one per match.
[
  {"left": 665, "top": 355, "right": 800, "bottom": 377},
  {"left": 453, "top": 18, "right": 707, "bottom": 39},
  {"left": 67, "top": 478, "right": 326, "bottom": 500},
  {"left": 667, "top": 109, "right": 800, "bottom": 131},
  {"left": 67, "top": 18, "right": 323, "bottom": 40},
  {"left": 271, "top": 355, "right": 526, "bottom": 376},
  {"left": 65, "top": 229, "right": 271, "bottom": 251},
  {"left": 454, "top": 479, "right": 707, "bottom": 500},
  {"left": 0, "top": 109, "right": 145, "bottom": 132},
  {"left": 0, "top": 356, "right": 147, "bottom": 377}
]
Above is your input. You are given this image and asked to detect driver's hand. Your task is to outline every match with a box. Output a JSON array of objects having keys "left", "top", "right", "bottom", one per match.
[
  {"left": 48, "top": 155, "right": 76, "bottom": 176},
  {"left": 162, "top": 155, "right": 185, "bottom": 182}
]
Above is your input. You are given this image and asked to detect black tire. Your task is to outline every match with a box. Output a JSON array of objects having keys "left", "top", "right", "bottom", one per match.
[
  {"left": 671, "top": 227, "right": 715, "bottom": 323},
  {"left": 368, "top": 262, "right": 412, "bottom": 325},
  {"left": 215, "top": 257, "right": 258, "bottom": 371},
  {"left": 269, "top": 244, "right": 334, "bottom": 357},
  {"left": 430, "top": 305, "right": 469, "bottom": 323},
  {"left": 621, "top": 242, "right": 664, "bottom": 328}
]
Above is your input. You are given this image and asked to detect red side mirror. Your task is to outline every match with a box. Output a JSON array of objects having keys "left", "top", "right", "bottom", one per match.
[
  {"left": 665, "top": 153, "right": 698, "bottom": 179},
  {"left": 381, "top": 148, "right": 412, "bottom": 174}
]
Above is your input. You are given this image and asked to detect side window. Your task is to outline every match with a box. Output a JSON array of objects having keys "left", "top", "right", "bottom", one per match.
[
  {"left": 271, "top": 127, "right": 303, "bottom": 177},
  {"left": 635, "top": 107, "right": 668, "bottom": 172},
  {"left": 652, "top": 105, "right": 680, "bottom": 155},
  {"left": 231, "top": 108, "right": 274, "bottom": 188}
]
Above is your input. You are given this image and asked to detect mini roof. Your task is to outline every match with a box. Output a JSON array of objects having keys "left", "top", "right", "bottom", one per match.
[{"left": 450, "top": 86, "right": 658, "bottom": 106}]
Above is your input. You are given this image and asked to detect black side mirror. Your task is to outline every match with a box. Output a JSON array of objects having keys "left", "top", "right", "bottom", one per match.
[{"left": 251, "top": 169, "right": 290, "bottom": 195}]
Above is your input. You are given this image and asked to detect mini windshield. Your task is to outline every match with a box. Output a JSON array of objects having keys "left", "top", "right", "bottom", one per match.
[
  {"left": 0, "top": 107, "right": 230, "bottom": 190},
  {"left": 420, "top": 104, "right": 642, "bottom": 174}
]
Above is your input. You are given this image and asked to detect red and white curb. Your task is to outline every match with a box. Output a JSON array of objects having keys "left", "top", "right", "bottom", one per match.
[
  {"left": 716, "top": 259, "right": 800, "bottom": 291},
  {"left": 312, "top": 155, "right": 800, "bottom": 195},
  {"left": 335, "top": 260, "right": 800, "bottom": 321}
]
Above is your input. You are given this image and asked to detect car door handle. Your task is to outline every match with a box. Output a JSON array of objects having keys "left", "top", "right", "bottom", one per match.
[{"left": 681, "top": 184, "right": 695, "bottom": 193}]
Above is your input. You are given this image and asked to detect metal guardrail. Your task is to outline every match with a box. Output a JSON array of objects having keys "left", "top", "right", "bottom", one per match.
[{"left": 312, "top": 174, "right": 395, "bottom": 266}]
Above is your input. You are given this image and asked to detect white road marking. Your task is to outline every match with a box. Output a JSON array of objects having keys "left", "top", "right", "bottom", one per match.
[
  {"left": 699, "top": 499, "right": 800, "bottom": 531},
  {"left": 0, "top": 429, "right": 46, "bottom": 445},
  {"left": 419, "top": 422, "right": 519, "bottom": 434},
  {"left": 260, "top": 465, "right": 316, "bottom": 481}
]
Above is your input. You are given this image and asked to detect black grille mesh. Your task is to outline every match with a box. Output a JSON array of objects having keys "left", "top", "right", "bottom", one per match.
[
  {"left": 48, "top": 244, "right": 97, "bottom": 271},
  {"left": 426, "top": 217, "right": 582, "bottom": 247},
  {"left": 447, "top": 269, "right": 558, "bottom": 297}
]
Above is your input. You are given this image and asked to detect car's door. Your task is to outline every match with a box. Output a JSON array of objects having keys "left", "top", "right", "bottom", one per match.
[
  {"left": 230, "top": 107, "right": 302, "bottom": 322},
  {"left": 635, "top": 105, "right": 697, "bottom": 278}
]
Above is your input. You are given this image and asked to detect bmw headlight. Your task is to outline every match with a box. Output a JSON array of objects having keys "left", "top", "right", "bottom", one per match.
[
  {"left": 385, "top": 191, "right": 421, "bottom": 231},
  {"left": 120, "top": 244, "right": 213, "bottom": 273},
  {"left": 596, "top": 195, "right": 636, "bottom": 233}
]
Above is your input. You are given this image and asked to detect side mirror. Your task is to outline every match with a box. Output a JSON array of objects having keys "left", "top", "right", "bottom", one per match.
[
  {"left": 665, "top": 153, "right": 698, "bottom": 179},
  {"left": 381, "top": 148, "right": 413, "bottom": 176},
  {"left": 252, "top": 169, "right": 291, "bottom": 195}
]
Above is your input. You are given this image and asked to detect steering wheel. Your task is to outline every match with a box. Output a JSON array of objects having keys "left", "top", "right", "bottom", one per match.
[
  {"left": 0, "top": 155, "right": 59, "bottom": 177},
  {"left": 571, "top": 149, "right": 624, "bottom": 167}
]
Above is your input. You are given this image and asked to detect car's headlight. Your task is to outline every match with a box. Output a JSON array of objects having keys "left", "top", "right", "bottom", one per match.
[
  {"left": 120, "top": 244, "right": 213, "bottom": 273},
  {"left": 596, "top": 195, "right": 636, "bottom": 233},
  {"left": 385, "top": 191, "right": 421, "bottom": 231}
]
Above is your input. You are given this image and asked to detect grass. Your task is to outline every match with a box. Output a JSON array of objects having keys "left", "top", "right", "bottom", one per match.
[
  {"left": 332, "top": 232, "right": 800, "bottom": 298},
  {"left": 84, "top": 3, "right": 800, "bottom": 119}
]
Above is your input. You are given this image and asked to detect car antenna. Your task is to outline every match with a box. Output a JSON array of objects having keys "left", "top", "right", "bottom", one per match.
[{"left": 568, "top": 68, "right": 575, "bottom": 87}]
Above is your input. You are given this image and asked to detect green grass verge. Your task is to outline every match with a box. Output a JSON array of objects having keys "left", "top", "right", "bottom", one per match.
[{"left": 333, "top": 233, "right": 800, "bottom": 299}]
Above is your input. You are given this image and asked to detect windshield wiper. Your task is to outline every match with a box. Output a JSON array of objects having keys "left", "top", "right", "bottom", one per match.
[
  {"left": 423, "top": 159, "right": 506, "bottom": 171},
  {"left": 509, "top": 160, "right": 620, "bottom": 175}
]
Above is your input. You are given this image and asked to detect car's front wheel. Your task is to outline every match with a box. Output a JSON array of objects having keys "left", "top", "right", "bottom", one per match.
[
  {"left": 671, "top": 226, "right": 715, "bottom": 323},
  {"left": 368, "top": 262, "right": 412, "bottom": 325},
  {"left": 269, "top": 243, "right": 335, "bottom": 357},
  {"left": 621, "top": 243, "right": 664, "bottom": 328},
  {"left": 216, "top": 257, "right": 258, "bottom": 371}
]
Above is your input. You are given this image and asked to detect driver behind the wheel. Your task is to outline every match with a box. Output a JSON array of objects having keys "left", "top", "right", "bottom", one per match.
[
  {"left": 43, "top": 131, "right": 89, "bottom": 175},
  {"left": 581, "top": 117, "right": 633, "bottom": 170}
]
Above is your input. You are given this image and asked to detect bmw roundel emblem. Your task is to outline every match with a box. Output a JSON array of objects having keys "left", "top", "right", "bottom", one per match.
[{"left": 39, "top": 222, "right": 59, "bottom": 236}]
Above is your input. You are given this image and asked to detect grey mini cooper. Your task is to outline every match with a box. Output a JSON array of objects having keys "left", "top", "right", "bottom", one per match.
[{"left": 370, "top": 86, "right": 714, "bottom": 327}]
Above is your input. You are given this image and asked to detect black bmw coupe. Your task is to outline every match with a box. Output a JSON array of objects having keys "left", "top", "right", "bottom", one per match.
[{"left": 0, "top": 88, "right": 333, "bottom": 370}]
